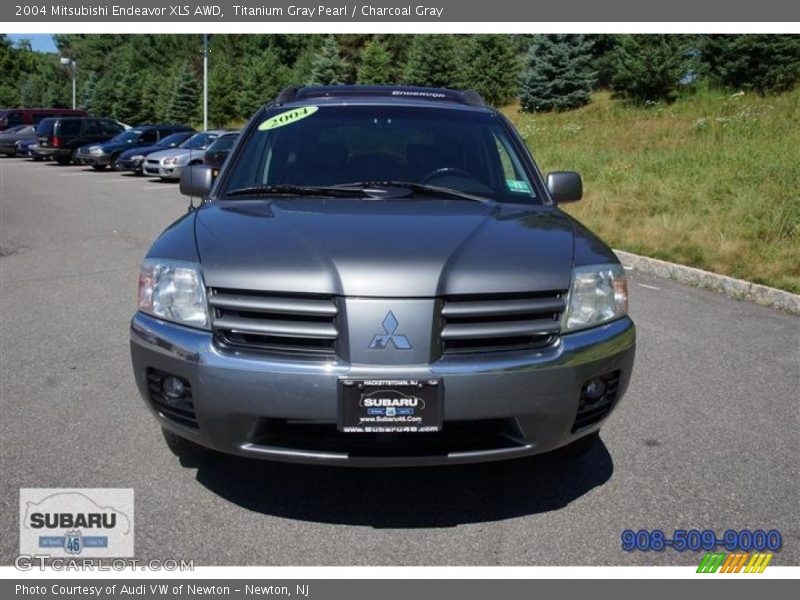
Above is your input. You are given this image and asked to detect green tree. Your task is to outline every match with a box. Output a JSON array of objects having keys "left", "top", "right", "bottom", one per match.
[
  {"left": 238, "top": 49, "right": 291, "bottom": 118},
  {"left": 700, "top": 35, "right": 800, "bottom": 94},
  {"left": 80, "top": 71, "right": 98, "bottom": 113},
  {"left": 208, "top": 55, "right": 238, "bottom": 126},
  {"left": 357, "top": 41, "right": 394, "bottom": 85},
  {"left": 519, "top": 35, "right": 596, "bottom": 112},
  {"left": 402, "top": 35, "right": 459, "bottom": 88},
  {"left": 610, "top": 35, "right": 689, "bottom": 104},
  {"left": 459, "top": 34, "right": 521, "bottom": 106},
  {"left": 0, "top": 35, "right": 21, "bottom": 106},
  {"left": 167, "top": 64, "right": 199, "bottom": 125},
  {"left": 307, "top": 35, "right": 346, "bottom": 86}
]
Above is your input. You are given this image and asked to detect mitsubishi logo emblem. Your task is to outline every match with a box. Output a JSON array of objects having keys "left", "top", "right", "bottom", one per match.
[{"left": 368, "top": 311, "right": 412, "bottom": 350}]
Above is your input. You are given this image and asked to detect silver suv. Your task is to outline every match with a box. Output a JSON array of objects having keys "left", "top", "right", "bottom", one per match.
[{"left": 130, "top": 86, "right": 636, "bottom": 467}]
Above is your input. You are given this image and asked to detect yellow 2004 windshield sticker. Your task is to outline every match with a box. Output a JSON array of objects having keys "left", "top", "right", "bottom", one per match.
[{"left": 258, "top": 106, "right": 319, "bottom": 131}]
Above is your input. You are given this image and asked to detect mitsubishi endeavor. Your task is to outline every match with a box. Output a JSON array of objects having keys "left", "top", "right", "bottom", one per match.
[{"left": 130, "top": 86, "right": 636, "bottom": 467}]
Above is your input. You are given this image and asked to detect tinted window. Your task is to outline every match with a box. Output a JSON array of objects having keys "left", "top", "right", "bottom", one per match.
[
  {"left": 140, "top": 129, "right": 159, "bottom": 143},
  {"left": 181, "top": 132, "right": 219, "bottom": 150},
  {"left": 222, "top": 105, "right": 538, "bottom": 202},
  {"left": 84, "top": 120, "right": 101, "bottom": 135},
  {"left": 56, "top": 120, "right": 81, "bottom": 136},
  {"left": 156, "top": 132, "right": 193, "bottom": 147},
  {"left": 207, "top": 134, "right": 238, "bottom": 153},
  {"left": 102, "top": 120, "right": 124, "bottom": 135},
  {"left": 6, "top": 111, "right": 24, "bottom": 126},
  {"left": 36, "top": 119, "right": 56, "bottom": 136}
]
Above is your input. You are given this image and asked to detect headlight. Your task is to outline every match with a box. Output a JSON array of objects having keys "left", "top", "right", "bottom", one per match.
[
  {"left": 137, "top": 259, "right": 209, "bottom": 329},
  {"left": 163, "top": 156, "right": 179, "bottom": 166},
  {"left": 562, "top": 264, "right": 628, "bottom": 332},
  {"left": 129, "top": 154, "right": 144, "bottom": 161},
  {"left": 90, "top": 147, "right": 104, "bottom": 155}
]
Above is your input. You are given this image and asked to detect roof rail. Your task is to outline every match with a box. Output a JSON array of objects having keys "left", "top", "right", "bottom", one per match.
[{"left": 274, "top": 85, "right": 486, "bottom": 107}]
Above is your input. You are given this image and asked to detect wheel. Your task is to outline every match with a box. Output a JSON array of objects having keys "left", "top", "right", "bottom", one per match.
[
  {"left": 551, "top": 431, "right": 600, "bottom": 460},
  {"left": 161, "top": 428, "right": 207, "bottom": 465},
  {"left": 109, "top": 153, "right": 122, "bottom": 171},
  {"left": 55, "top": 156, "right": 71, "bottom": 165},
  {"left": 92, "top": 164, "right": 107, "bottom": 171}
]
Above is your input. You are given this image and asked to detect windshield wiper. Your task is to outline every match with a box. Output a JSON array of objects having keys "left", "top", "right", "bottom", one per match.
[
  {"left": 225, "top": 184, "right": 369, "bottom": 199},
  {"left": 336, "top": 181, "right": 494, "bottom": 204}
]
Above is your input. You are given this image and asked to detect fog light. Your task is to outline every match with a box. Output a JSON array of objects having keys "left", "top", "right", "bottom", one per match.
[
  {"left": 162, "top": 376, "right": 187, "bottom": 399},
  {"left": 582, "top": 377, "right": 607, "bottom": 403}
]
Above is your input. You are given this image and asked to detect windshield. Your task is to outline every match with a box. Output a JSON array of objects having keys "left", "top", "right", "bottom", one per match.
[
  {"left": 111, "top": 129, "right": 143, "bottom": 143},
  {"left": 221, "top": 105, "right": 539, "bottom": 203},
  {"left": 181, "top": 132, "right": 219, "bottom": 150},
  {"left": 156, "top": 132, "right": 191, "bottom": 147},
  {"left": 208, "top": 134, "right": 238, "bottom": 152}
]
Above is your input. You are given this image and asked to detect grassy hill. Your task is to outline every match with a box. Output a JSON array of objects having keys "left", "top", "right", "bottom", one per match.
[{"left": 503, "top": 88, "right": 800, "bottom": 293}]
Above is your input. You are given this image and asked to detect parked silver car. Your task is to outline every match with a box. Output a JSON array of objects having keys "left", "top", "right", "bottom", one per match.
[{"left": 142, "top": 130, "right": 227, "bottom": 181}]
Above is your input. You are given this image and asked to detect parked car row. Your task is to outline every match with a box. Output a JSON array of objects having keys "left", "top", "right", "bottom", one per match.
[{"left": 3, "top": 112, "right": 239, "bottom": 181}]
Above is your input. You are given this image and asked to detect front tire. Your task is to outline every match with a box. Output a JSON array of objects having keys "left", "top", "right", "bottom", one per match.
[
  {"left": 161, "top": 428, "right": 207, "bottom": 465},
  {"left": 92, "top": 164, "right": 107, "bottom": 171}
]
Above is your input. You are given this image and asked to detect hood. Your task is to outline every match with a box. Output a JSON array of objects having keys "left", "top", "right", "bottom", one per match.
[
  {"left": 146, "top": 147, "right": 202, "bottom": 163},
  {"left": 98, "top": 140, "right": 138, "bottom": 153},
  {"left": 119, "top": 145, "right": 161, "bottom": 159},
  {"left": 194, "top": 198, "right": 576, "bottom": 297}
]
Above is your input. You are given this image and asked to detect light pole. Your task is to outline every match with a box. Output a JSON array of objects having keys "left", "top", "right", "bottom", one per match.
[{"left": 60, "top": 57, "right": 76, "bottom": 110}]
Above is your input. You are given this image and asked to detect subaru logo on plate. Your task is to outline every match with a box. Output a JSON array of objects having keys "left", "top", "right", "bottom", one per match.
[{"left": 368, "top": 311, "right": 412, "bottom": 350}]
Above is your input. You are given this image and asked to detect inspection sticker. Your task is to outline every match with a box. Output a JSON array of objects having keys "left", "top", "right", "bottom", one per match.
[
  {"left": 506, "top": 179, "right": 531, "bottom": 193},
  {"left": 258, "top": 106, "right": 319, "bottom": 130}
]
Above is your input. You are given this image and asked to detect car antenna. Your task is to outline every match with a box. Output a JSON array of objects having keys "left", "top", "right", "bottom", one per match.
[{"left": 186, "top": 144, "right": 196, "bottom": 213}]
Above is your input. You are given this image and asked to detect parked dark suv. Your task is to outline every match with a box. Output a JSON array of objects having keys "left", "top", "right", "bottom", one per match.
[
  {"left": 77, "top": 124, "right": 194, "bottom": 171},
  {"left": 36, "top": 117, "right": 125, "bottom": 164},
  {"left": 131, "top": 86, "right": 636, "bottom": 467}
]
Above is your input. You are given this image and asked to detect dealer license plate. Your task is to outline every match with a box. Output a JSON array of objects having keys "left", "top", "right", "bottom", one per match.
[{"left": 338, "top": 379, "right": 442, "bottom": 433}]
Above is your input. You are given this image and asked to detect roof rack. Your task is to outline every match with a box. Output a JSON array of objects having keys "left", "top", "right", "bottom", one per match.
[{"left": 275, "top": 85, "right": 486, "bottom": 107}]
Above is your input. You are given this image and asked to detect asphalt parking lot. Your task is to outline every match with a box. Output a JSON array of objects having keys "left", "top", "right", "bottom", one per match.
[{"left": 1, "top": 156, "right": 798, "bottom": 566}]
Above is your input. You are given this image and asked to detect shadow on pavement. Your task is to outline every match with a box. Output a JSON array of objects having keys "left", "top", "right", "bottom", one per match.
[{"left": 192, "top": 441, "right": 614, "bottom": 528}]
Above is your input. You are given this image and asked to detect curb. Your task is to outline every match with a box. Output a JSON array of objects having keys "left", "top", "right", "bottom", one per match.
[{"left": 613, "top": 249, "right": 800, "bottom": 316}]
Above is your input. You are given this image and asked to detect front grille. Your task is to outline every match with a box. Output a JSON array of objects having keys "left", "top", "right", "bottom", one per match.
[
  {"left": 146, "top": 369, "right": 198, "bottom": 429},
  {"left": 440, "top": 291, "right": 566, "bottom": 354},
  {"left": 145, "top": 159, "right": 159, "bottom": 165},
  {"left": 209, "top": 288, "right": 338, "bottom": 357}
]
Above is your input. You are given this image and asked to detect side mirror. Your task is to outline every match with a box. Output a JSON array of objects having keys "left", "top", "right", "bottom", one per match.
[
  {"left": 546, "top": 171, "right": 582, "bottom": 204},
  {"left": 180, "top": 164, "right": 215, "bottom": 198}
]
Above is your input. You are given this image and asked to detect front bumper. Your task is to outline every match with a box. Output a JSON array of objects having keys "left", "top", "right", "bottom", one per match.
[
  {"left": 77, "top": 151, "right": 108, "bottom": 166},
  {"left": 117, "top": 157, "right": 144, "bottom": 172},
  {"left": 130, "top": 313, "right": 635, "bottom": 466},
  {"left": 143, "top": 161, "right": 183, "bottom": 179}
]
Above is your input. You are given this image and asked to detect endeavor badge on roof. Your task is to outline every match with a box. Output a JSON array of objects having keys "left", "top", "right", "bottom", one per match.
[{"left": 258, "top": 106, "right": 319, "bottom": 131}]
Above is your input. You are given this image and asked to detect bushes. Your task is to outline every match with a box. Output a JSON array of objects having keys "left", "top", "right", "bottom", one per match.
[
  {"left": 609, "top": 35, "right": 691, "bottom": 104},
  {"left": 700, "top": 35, "right": 800, "bottom": 94}
]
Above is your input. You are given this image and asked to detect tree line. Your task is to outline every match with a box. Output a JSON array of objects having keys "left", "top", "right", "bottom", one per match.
[{"left": 1, "top": 34, "right": 798, "bottom": 126}]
